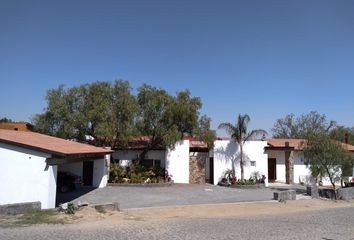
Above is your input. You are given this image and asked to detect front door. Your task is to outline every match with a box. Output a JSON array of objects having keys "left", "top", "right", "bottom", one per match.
[
  {"left": 83, "top": 161, "right": 94, "bottom": 186},
  {"left": 268, "top": 158, "right": 276, "bottom": 182}
]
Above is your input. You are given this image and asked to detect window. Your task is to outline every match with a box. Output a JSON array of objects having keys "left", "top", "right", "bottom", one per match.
[
  {"left": 250, "top": 161, "right": 256, "bottom": 167},
  {"left": 142, "top": 159, "right": 161, "bottom": 168}
]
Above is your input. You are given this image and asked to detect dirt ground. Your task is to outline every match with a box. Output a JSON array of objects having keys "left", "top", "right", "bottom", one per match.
[
  {"left": 1, "top": 199, "right": 353, "bottom": 228},
  {"left": 67, "top": 199, "right": 354, "bottom": 226}
]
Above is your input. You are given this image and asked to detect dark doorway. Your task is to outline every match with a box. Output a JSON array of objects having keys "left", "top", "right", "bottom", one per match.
[
  {"left": 83, "top": 161, "right": 94, "bottom": 186},
  {"left": 209, "top": 157, "right": 214, "bottom": 184},
  {"left": 268, "top": 158, "right": 276, "bottom": 182}
]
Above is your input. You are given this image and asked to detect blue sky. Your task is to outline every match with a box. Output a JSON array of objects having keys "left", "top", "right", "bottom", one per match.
[{"left": 1, "top": 0, "right": 354, "bottom": 135}]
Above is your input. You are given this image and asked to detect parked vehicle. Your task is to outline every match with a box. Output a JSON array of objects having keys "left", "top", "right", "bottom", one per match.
[{"left": 57, "top": 171, "right": 81, "bottom": 193}]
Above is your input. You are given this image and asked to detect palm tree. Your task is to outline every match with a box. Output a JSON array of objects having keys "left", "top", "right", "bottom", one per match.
[{"left": 218, "top": 114, "right": 267, "bottom": 181}]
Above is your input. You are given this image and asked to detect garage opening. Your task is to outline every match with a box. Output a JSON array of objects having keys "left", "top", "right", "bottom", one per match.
[{"left": 52, "top": 155, "right": 110, "bottom": 207}]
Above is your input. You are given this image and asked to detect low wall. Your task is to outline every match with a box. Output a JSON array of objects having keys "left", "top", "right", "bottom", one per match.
[
  {"left": 337, "top": 187, "right": 354, "bottom": 200},
  {"left": 0, "top": 201, "right": 41, "bottom": 215},
  {"left": 307, "top": 186, "right": 354, "bottom": 200}
]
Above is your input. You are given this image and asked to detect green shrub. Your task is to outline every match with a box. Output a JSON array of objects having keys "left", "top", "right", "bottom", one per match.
[
  {"left": 129, "top": 172, "right": 144, "bottom": 183},
  {"left": 109, "top": 163, "right": 125, "bottom": 183},
  {"left": 65, "top": 203, "right": 77, "bottom": 215}
]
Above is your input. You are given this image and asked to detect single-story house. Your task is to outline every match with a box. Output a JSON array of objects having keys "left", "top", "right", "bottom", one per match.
[
  {"left": 265, "top": 138, "right": 354, "bottom": 185},
  {"left": 0, "top": 129, "right": 112, "bottom": 209},
  {"left": 114, "top": 137, "right": 354, "bottom": 186}
]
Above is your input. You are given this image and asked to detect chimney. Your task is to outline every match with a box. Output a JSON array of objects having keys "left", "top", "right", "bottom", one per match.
[
  {"left": 345, "top": 132, "right": 349, "bottom": 144},
  {"left": 285, "top": 141, "right": 290, "bottom": 147}
]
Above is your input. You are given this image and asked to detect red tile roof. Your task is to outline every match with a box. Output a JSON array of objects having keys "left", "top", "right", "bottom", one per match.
[
  {"left": 265, "top": 138, "right": 354, "bottom": 152},
  {"left": 340, "top": 142, "right": 354, "bottom": 152},
  {"left": 265, "top": 138, "right": 307, "bottom": 150},
  {"left": 0, "top": 129, "right": 113, "bottom": 157}
]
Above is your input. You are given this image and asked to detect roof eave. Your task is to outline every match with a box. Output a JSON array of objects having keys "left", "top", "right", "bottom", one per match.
[{"left": 0, "top": 139, "right": 112, "bottom": 157}]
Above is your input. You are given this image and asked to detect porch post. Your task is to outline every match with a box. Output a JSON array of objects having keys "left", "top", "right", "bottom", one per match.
[{"left": 285, "top": 150, "right": 294, "bottom": 184}]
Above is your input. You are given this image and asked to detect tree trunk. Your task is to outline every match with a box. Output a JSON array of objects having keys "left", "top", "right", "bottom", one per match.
[
  {"left": 325, "top": 167, "right": 337, "bottom": 200},
  {"left": 331, "top": 181, "right": 337, "bottom": 200},
  {"left": 240, "top": 144, "right": 244, "bottom": 181}
]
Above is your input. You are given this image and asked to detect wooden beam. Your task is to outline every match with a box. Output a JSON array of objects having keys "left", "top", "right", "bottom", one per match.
[{"left": 46, "top": 156, "right": 103, "bottom": 165}]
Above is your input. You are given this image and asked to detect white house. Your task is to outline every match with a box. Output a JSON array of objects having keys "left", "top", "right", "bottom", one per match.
[
  {"left": 265, "top": 138, "right": 354, "bottom": 185},
  {"left": 113, "top": 138, "right": 192, "bottom": 184},
  {"left": 0, "top": 129, "right": 112, "bottom": 209},
  {"left": 114, "top": 137, "right": 269, "bottom": 185},
  {"left": 212, "top": 139, "right": 269, "bottom": 185},
  {"left": 114, "top": 137, "right": 354, "bottom": 186}
]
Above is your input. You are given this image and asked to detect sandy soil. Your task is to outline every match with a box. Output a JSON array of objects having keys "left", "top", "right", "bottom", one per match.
[{"left": 67, "top": 199, "right": 354, "bottom": 227}]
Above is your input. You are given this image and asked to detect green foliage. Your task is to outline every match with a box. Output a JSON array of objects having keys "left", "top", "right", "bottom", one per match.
[
  {"left": 109, "top": 162, "right": 126, "bottom": 182},
  {"left": 218, "top": 114, "right": 267, "bottom": 180},
  {"left": 304, "top": 133, "right": 354, "bottom": 198},
  {"left": 33, "top": 81, "right": 214, "bottom": 155},
  {"left": 329, "top": 126, "right": 354, "bottom": 145},
  {"left": 194, "top": 115, "right": 216, "bottom": 149},
  {"left": 272, "top": 111, "right": 336, "bottom": 138},
  {"left": 33, "top": 80, "right": 138, "bottom": 147},
  {"left": 235, "top": 179, "right": 256, "bottom": 185},
  {"left": 135, "top": 84, "right": 215, "bottom": 159},
  {"left": 65, "top": 203, "right": 77, "bottom": 215}
]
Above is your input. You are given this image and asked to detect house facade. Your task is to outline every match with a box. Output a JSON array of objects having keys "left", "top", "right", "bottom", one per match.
[
  {"left": 0, "top": 129, "right": 112, "bottom": 209},
  {"left": 114, "top": 138, "right": 354, "bottom": 186}
]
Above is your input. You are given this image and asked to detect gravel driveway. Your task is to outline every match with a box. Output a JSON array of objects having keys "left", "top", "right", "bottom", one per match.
[{"left": 57, "top": 184, "right": 280, "bottom": 209}]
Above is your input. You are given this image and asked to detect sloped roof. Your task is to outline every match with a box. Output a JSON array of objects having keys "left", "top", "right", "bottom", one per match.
[
  {"left": 265, "top": 138, "right": 354, "bottom": 152},
  {"left": 265, "top": 138, "right": 306, "bottom": 150},
  {"left": 0, "top": 129, "right": 113, "bottom": 157},
  {"left": 115, "top": 136, "right": 210, "bottom": 150}
]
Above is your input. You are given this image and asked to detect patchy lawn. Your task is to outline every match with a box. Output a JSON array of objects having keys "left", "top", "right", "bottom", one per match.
[{"left": 0, "top": 208, "right": 64, "bottom": 228}]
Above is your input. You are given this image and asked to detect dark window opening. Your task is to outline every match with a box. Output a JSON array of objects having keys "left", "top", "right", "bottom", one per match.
[{"left": 141, "top": 159, "right": 161, "bottom": 168}]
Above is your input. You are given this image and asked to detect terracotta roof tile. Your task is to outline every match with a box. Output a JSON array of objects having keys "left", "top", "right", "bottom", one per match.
[
  {"left": 0, "top": 129, "right": 113, "bottom": 157},
  {"left": 265, "top": 138, "right": 306, "bottom": 150},
  {"left": 265, "top": 138, "right": 354, "bottom": 152}
]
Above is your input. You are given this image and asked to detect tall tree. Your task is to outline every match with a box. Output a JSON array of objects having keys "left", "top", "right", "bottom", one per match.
[
  {"left": 218, "top": 114, "right": 267, "bottom": 180},
  {"left": 304, "top": 133, "right": 354, "bottom": 199},
  {"left": 136, "top": 85, "right": 215, "bottom": 160},
  {"left": 136, "top": 84, "right": 177, "bottom": 160},
  {"left": 33, "top": 80, "right": 138, "bottom": 147},
  {"left": 329, "top": 126, "right": 354, "bottom": 145},
  {"left": 272, "top": 111, "right": 336, "bottom": 138}
]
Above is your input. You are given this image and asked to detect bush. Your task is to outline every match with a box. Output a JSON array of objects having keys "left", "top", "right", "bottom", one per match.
[
  {"left": 65, "top": 203, "right": 77, "bottom": 215},
  {"left": 109, "top": 163, "right": 126, "bottom": 183},
  {"left": 235, "top": 179, "right": 256, "bottom": 185}
]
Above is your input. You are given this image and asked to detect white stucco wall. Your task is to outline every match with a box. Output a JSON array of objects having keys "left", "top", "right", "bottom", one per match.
[
  {"left": 0, "top": 143, "right": 57, "bottom": 209},
  {"left": 267, "top": 150, "right": 286, "bottom": 182},
  {"left": 293, "top": 152, "right": 311, "bottom": 184},
  {"left": 92, "top": 154, "right": 110, "bottom": 188},
  {"left": 113, "top": 150, "right": 166, "bottom": 168},
  {"left": 166, "top": 140, "right": 190, "bottom": 184},
  {"left": 266, "top": 150, "right": 321, "bottom": 184},
  {"left": 213, "top": 140, "right": 268, "bottom": 185}
]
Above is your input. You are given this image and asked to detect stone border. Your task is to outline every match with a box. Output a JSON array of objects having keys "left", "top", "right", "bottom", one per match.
[
  {"left": 229, "top": 184, "right": 266, "bottom": 189},
  {"left": 0, "top": 202, "right": 41, "bottom": 215}
]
